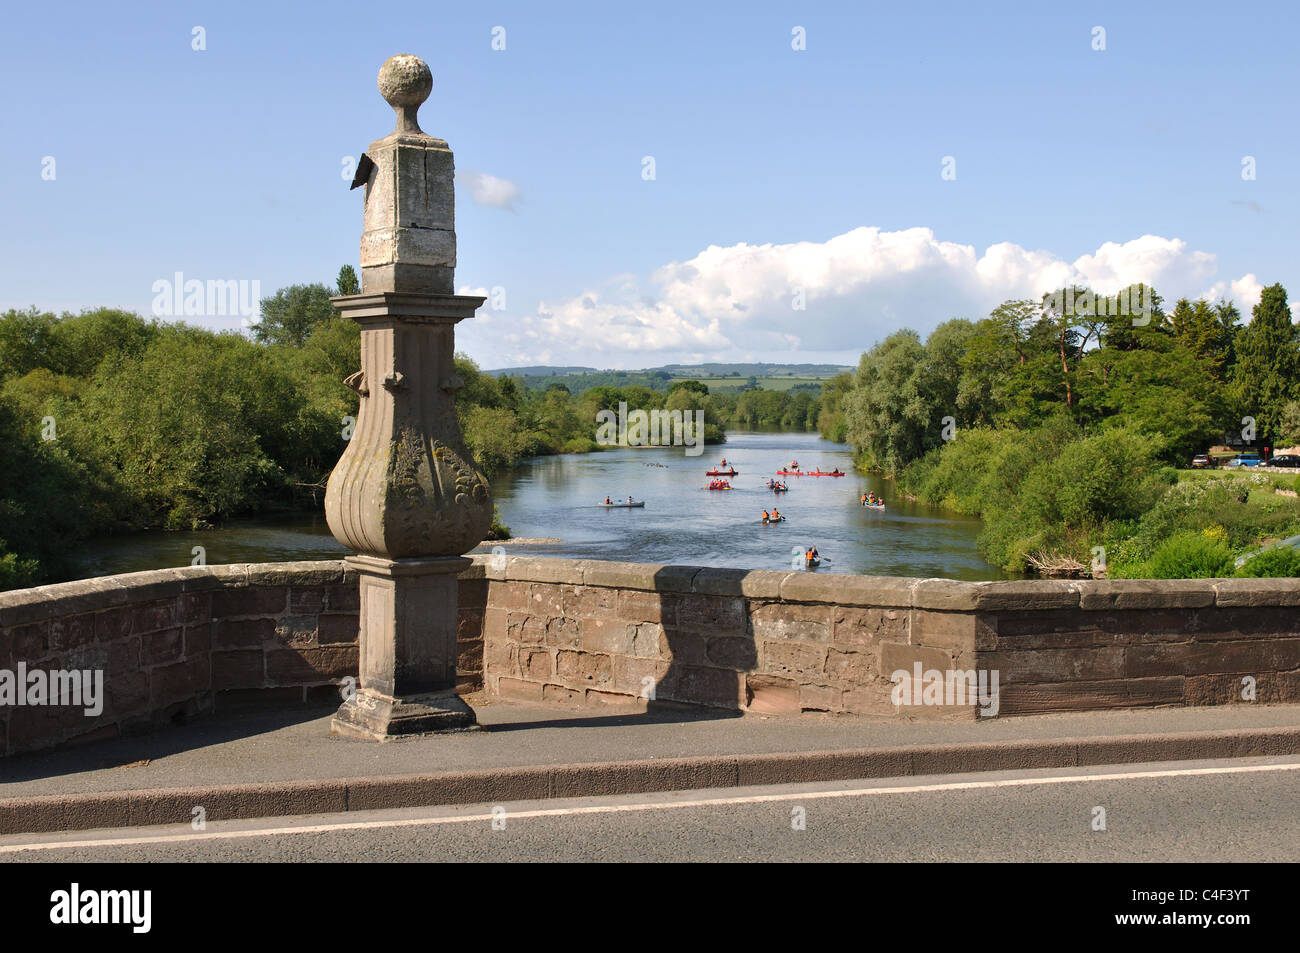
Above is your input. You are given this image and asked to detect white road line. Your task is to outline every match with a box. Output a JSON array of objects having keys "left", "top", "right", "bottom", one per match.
[{"left": 3, "top": 760, "right": 1297, "bottom": 853}]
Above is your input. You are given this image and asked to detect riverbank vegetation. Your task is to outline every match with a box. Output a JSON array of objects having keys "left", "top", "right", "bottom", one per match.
[
  {"left": 0, "top": 275, "right": 724, "bottom": 588},
  {"left": 842, "top": 283, "right": 1300, "bottom": 577}
]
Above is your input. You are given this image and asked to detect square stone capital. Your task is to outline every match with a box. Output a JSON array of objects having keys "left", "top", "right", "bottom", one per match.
[
  {"left": 344, "top": 553, "right": 472, "bottom": 579},
  {"left": 330, "top": 292, "right": 487, "bottom": 324}
]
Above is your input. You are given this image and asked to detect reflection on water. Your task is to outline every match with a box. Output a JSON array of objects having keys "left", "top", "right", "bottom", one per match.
[
  {"left": 490, "top": 432, "right": 1007, "bottom": 580},
  {"left": 75, "top": 432, "right": 1008, "bottom": 580}
]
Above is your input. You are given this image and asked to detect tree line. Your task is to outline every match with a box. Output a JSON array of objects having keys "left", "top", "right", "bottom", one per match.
[
  {"left": 837, "top": 283, "right": 1300, "bottom": 576},
  {"left": 0, "top": 270, "right": 833, "bottom": 590}
]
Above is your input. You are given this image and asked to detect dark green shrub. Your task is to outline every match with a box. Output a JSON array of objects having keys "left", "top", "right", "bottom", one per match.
[{"left": 1234, "top": 546, "right": 1300, "bottom": 577}]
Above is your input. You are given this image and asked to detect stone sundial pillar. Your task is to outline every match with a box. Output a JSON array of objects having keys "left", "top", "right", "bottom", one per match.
[{"left": 325, "top": 54, "right": 492, "bottom": 738}]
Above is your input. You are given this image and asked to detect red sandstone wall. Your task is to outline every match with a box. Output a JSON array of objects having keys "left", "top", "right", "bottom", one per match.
[
  {"left": 3, "top": 558, "right": 1299, "bottom": 758},
  {"left": 474, "top": 562, "right": 1300, "bottom": 720}
]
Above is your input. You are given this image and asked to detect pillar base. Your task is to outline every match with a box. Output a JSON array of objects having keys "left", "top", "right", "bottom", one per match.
[{"left": 332, "top": 687, "right": 479, "bottom": 740}]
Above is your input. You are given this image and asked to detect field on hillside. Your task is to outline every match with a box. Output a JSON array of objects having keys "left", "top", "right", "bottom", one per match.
[{"left": 679, "top": 374, "right": 831, "bottom": 393}]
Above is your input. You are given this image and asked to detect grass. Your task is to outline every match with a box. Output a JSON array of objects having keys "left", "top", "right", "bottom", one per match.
[
  {"left": 676, "top": 375, "right": 832, "bottom": 393},
  {"left": 1175, "top": 468, "right": 1298, "bottom": 491}
]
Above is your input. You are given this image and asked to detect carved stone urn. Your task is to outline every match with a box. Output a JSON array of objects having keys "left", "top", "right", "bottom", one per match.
[{"left": 325, "top": 54, "right": 492, "bottom": 739}]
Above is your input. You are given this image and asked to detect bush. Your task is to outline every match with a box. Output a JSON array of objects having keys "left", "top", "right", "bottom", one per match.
[
  {"left": 1234, "top": 546, "right": 1300, "bottom": 577},
  {"left": 1140, "top": 531, "right": 1234, "bottom": 578},
  {"left": 560, "top": 436, "right": 600, "bottom": 454},
  {"left": 0, "top": 542, "right": 40, "bottom": 591},
  {"left": 486, "top": 506, "right": 511, "bottom": 541}
]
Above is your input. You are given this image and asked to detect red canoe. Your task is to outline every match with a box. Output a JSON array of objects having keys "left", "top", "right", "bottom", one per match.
[
  {"left": 776, "top": 469, "right": 844, "bottom": 476},
  {"left": 706, "top": 468, "right": 738, "bottom": 476}
]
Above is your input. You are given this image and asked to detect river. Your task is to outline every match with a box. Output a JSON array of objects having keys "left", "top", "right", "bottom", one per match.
[{"left": 73, "top": 432, "right": 1008, "bottom": 580}]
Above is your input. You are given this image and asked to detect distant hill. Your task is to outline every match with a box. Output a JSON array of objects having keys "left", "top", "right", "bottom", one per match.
[
  {"left": 657, "top": 362, "right": 853, "bottom": 378},
  {"left": 485, "top": 362, "right": 851, "bottom": 379},
  {"left": 483, "top": 365, "right": 599, "bottom": 376}
]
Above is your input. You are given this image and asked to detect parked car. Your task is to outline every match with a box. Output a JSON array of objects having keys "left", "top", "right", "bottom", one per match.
[
  {"left": 1265, "top": 454, "right": 1300, "bottom": 468},
  {"left": 1190, "top": 454, "right": 1213, "bottom": 469},
  {"left": 1228, "top": 453, "right": 1262, "bottom": 468}
]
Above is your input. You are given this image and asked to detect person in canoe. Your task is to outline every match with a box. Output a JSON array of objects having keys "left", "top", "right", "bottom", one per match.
[
  {"left": 771, "top": 508, "right": 781, "bottom": 521},
  {"left": 789, "top": 461, "right": 799, "bottom": 470},
  {"left": 605, "top": 496, "right": 612, "bottom": 504},
  {"left": 861, "top": 492, "right": 867, "bottom": 505},
  {"left": 761, "top": 508, "right": 770, "bottom": 523}
]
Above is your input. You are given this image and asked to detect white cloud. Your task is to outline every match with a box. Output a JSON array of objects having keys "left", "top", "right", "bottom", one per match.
[
  {"left": 463, "top": 172, "right": 520, "bottom": 210},
  {"left": 1200, "top": 273, "right": 1265, "bottom": 313},
  {"left": 461, "top": 226, "right": 1263, "bottom": 367}
]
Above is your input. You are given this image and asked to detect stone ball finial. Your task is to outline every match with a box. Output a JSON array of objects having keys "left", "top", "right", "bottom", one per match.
[{"left": 378, "top": 54, "right": 432, "bottom": 134}]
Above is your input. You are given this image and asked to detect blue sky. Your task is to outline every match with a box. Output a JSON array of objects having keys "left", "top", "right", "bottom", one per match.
[{"left": 2, "top": 0, "right": 1295, "bottom": 368}]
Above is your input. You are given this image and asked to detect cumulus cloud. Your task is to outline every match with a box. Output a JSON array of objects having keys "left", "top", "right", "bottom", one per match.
[
  {"left": 462, "top": 226, "right": 1265, "bottom": 367},
  {"left": 1201, "top": 273, "right": 1265, "bottom": 312},
  {"left": 463, "top": 172, "right": 520, "bottom": 210}
]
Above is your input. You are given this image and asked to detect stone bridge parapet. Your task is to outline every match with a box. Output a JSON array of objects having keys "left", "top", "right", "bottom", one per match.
[{"left": 2, "top": 558, "right": 1297, "bottom": 756}]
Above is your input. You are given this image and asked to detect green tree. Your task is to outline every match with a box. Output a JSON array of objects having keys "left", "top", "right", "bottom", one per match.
[
  {"left": 253, "top": 283, "right": 337, "bottom": 347},
  {"left": 1076, "top": 324, "right": 1223, "bottom": 462},
  {"left": 86, "top": 329, "right": 282, "bottom": 527},
  {"left": 843, "top": 330, "right": 936, "bottom": 472},
  {"left": 336, "top": 265, "right": 360, "bottom": 296},
  {"left": 1169, "top": 297, "right": 1237, "bottom": 379},
  {"left": 816, "top": 372, "right": 853, "bottom": 443},
  {"left": 667, "top": 379, "right": 709, "bottom": 397},
  {"left": 1230, "top": 284, "right": 1299, "bottom": 445},
  {"left": 0, "top": 307, "right": 59, "bottom": 378}
]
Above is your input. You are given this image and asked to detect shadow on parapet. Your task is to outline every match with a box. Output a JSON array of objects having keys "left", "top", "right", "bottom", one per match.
[{"left": 650, "top": 564, "right": 757, "bottom": 715}]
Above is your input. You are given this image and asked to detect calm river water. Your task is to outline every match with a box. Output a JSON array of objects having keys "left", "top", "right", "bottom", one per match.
[{"left": 74, "top": 432, "right": 1008, "bottom": 580}]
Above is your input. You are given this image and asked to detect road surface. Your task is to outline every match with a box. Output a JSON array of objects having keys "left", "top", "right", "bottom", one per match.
[{"left": 3, "top": 756, "right": 1297, "bottom": 862}]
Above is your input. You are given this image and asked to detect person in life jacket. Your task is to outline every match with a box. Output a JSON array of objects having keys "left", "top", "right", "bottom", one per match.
[{"left": 762, "top": 509, "right": 770, "bottom": 522}]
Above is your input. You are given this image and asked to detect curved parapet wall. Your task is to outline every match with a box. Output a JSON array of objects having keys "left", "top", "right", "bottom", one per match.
[
  {"left": 2, "top": 558, "right": 1299, "bottom": 757},
  {"left": 0, "top": 563, "right": 365, "bottom": 757}
]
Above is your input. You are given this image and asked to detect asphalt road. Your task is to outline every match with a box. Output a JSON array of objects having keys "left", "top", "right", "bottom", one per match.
[{"left": 4, "top": 756, "right": 1297, "bottom": 862}]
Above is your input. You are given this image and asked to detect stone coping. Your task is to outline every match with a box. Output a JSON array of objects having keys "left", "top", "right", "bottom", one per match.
[
  {"left": 0, "top": 562, "right": 350, "bottom": 628},
  {"left": 470, "top": 556, "right": 1300, "bottom": 611},
  {"left": 3, "top": 556, "right": 1299, "bottom": 628}
]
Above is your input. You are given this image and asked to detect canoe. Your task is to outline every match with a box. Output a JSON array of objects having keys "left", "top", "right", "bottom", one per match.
[
  {"left": 761, "top": 516, "right": 786, "bottom": 523},
  {"left": 862, "top": 502, "right": 885, "bottom": 510},
  {"left": 706, "top": 469, "right": 738, "bottom": 476},
  {"left": 805, "top": 556, "right": 821, "bottom": 567},
  {"left": 599, "top": 501, "right": 645, "bottom": 508},
  {"left": 706, "top": 486, "right": 734, "bottom": 491}
]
